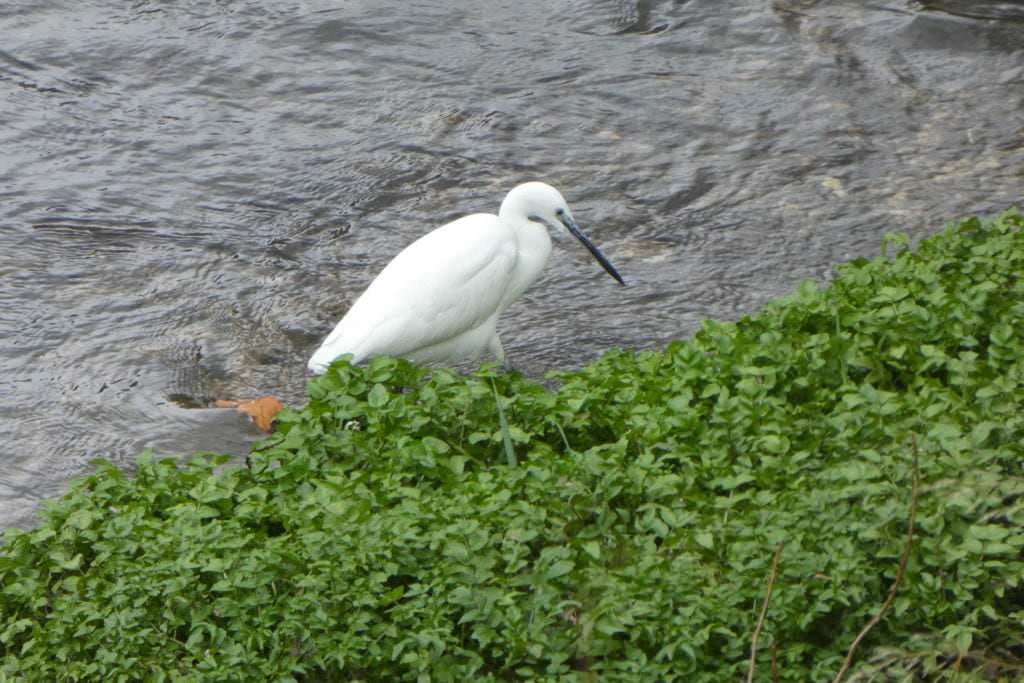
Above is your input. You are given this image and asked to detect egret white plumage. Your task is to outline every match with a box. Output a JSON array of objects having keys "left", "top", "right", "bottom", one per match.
[{"left": 308, "top": 181, "right": 624, "bottom": 373}]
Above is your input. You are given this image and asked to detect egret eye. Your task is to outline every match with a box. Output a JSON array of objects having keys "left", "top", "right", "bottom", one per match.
[{"left": 555, "top": 208, "right": 565, "bottom": 217}]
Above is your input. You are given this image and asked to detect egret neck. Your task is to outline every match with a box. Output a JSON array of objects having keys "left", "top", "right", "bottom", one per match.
[{"left": 497, "top": 192, "right": 554, "bottom": 312}]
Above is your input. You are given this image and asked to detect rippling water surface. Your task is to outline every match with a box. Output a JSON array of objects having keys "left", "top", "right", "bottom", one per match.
[{"left": 1, "top": 0, "right": 1022, "bottom": 528}]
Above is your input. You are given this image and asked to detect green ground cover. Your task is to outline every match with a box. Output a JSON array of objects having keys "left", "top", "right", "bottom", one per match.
[{"left": 2, "top": 211, "right": 1022, "bottom": 681}]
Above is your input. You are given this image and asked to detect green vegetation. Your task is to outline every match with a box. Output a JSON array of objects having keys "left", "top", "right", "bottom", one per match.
[{"left": 2, "top": 211, "right": 1023, "bottom": 682}]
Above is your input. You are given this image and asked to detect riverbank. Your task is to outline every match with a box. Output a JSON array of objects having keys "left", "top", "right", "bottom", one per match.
[{"left": 2, "top": 210, "right": 1022, "bottom": 681}]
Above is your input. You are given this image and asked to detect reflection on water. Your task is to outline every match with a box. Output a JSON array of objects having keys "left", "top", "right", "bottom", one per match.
[{"left": 1, "top": 0, "right": 1022, "bottom": 528}]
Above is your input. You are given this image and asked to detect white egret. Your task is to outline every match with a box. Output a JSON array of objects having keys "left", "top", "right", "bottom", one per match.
[{"left": 308, "top": 181, "right": 624, "bottom": 373}]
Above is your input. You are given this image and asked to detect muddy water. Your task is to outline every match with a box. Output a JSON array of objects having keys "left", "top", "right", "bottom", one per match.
[{"left": 1, "top": 0, "right": 1021, "bottom": 529}]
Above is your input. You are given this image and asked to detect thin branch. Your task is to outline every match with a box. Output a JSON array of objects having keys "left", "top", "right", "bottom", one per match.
[
  {"left": 747, "top": 542, "right": 786, "bottom": 683},
  {"left": 831, "top": 435, "right": 921, "bottom": 683}
]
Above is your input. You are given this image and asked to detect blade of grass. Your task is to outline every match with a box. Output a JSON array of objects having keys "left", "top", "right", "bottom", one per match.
[{"left": 490, "top": 377, "right": 517, "bottom": 467}]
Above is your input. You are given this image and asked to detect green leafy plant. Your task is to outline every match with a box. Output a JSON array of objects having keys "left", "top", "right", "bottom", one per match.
[{"left": 1, "top": 210, "right": 1023, "bottom": 682}]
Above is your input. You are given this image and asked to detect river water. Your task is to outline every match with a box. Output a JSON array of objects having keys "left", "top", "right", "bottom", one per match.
[{"left": 1, "top": 0, "right": 1022, "bottom": 529}]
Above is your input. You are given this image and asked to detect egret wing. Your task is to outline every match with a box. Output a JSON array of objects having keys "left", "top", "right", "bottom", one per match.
[{"left": 314, "top": 214, "right": 517, "bottom": 364}]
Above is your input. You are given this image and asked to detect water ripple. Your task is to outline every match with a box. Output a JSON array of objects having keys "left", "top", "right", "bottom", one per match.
[{"left": 1, "top": 0, "right": 1022, "bottom": 528}]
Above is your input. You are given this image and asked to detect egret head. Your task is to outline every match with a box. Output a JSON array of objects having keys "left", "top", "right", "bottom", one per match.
[{"left": 501, "top": 182, "right": 625, "bottom": 285}]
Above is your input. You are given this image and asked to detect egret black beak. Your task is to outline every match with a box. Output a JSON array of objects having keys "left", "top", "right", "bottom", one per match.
[{"left": 562, "top": 215, "right": 625, "bottom": 286}]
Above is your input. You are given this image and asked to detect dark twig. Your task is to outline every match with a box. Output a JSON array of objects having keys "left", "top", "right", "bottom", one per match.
[
  {"left": 747, "top": 542, "right": 786, "bottom": 683},
  {"left": 831, "top": 435, "right": 921, "bottom": 683}
]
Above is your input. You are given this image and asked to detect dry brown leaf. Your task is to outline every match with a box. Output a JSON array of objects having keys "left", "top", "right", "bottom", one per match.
[
  {"left": 213, "top": 399, "right": 240, "bottom": 408},
  {"left": 235, "top": 396, "right": 284, "bottom": 433}
]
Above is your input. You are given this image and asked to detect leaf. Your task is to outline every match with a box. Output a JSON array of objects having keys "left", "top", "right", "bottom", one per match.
[
  {"left": 969, "top": 421, "right": 998, "bottom": 446},
  {"left": 65, "top": 509, "right": 94, "bottom": 530},
  {"left": 367, "top": 384, "right": 389, "bottom": 408},
  {"left": 544, "top": 560, "right": 575, "bottom": 580}
]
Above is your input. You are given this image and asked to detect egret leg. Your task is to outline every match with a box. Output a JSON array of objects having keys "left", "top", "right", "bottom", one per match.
[{"left": 488, "top": 333, "right": 512, "bottom": 370}]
